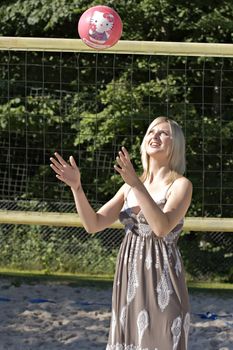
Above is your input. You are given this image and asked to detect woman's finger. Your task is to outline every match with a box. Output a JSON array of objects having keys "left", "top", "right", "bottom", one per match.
[
  {"left": 50, "top": 163, "right": 64, "bottom": 176},
  {"left": 56, "top": 174, "right": 67, "bottom": 183},
  {"left": 118, "top": 151, "right": 127, "bottom": 163},
  {"left": 50, "top": 157, "right": 64, "bottom": 171},
  {"left": 121, "top": 147, "right": 129, "bottom": 159},
  {"left": 119, "top": 151, "right": 132, "bottom": 170},
  {"left": 116, "top": 156, "right": 125, "bottom": 169},
  {"left": 114, "top": 164, "right": 123, "bottom": 174},
  {"left": 54, "top": 152, "right": 68, "bottom": 167},
  {"left": 69, "top": 155, "right": 77, "bottom": 168}
]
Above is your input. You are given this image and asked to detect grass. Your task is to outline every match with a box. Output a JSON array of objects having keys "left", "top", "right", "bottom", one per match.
[
  {"left": 0, "top": 269, "right": 114, "bottom": 288},
  {"left": 187, "top": 281, "right": 233, "bottom": 295},
  {"left": 0, "top": 269, "right": 233, "bottom": 293}
]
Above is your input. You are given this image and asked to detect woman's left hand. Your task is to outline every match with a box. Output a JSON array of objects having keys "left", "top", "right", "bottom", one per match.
[{"left": 114, "top": 147, "right": 140, "bottom": 188}]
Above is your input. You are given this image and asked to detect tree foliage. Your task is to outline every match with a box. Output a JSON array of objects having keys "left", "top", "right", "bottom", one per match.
[
  {"left": 1, "top": 0, "right": 233, "bottom": 281},
  {"left": 0, "top": 0, "right": 233, "bottom": 216}
]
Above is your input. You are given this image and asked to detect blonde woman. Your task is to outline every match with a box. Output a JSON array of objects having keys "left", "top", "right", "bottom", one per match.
[{"left": 50, "top": 116, "right": 192, "bottom": 350}]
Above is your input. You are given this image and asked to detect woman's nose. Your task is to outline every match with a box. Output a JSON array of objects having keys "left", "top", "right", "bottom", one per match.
[{"left": 152, "top": 131, "right": 159, "bottom": 139}]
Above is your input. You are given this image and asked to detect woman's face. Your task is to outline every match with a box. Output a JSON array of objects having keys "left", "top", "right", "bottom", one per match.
[{"left": 144, "top": 121, "right": 172, "bottom": 158}]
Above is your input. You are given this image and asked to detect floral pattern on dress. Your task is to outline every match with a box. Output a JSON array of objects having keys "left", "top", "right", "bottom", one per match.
[
  {"left": 171, "top": 316, "right": 182, "bottom": 350},
  {"left": 120, "top": 305, "right": 127, "bottom": 334},
  {"left": 137, "top": 309, "right": 149, "bottom": 346},
  {"left": 157, "top": 268, "right": 173, "bottom": 312},
  {"left": 106, "top": 345, "right": 158, "bottom": 350},
  {"left": 145, "top": 239, "right": 152, "bottom": 270},
  {"left": 127, "top": 236, "right": 140, "bottom": 304},
  {"left": 107, "top": 186, "right": 190, "bottom": 350}
]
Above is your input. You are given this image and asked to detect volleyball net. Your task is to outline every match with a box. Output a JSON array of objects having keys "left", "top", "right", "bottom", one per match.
[{"left": 0, "top": 37, "right": 232, "bottom": 279}]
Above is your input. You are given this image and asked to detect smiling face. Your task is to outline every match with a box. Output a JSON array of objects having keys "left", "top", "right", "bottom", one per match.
[
  {"left": 140, "top": 117, "right": 186, "bottom": 182},
  {"left": 145, "top": 121, "right": 172, "bottom": 159}
]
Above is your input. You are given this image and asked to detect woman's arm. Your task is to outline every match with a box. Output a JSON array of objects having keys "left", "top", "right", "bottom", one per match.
[
  {"left": 50, "top": 152, "right": 125, "bottom": 233},
  {"left": 71, "top": 184, "right": 126, "bottom": 233},
  {"left": 114, "top": 147, "right": 192, "bottom": 237}
]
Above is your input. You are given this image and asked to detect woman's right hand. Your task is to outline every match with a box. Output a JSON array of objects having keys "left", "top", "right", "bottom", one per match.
[{"left": 50, "top": 152, "right": 81, "bottom": 191}]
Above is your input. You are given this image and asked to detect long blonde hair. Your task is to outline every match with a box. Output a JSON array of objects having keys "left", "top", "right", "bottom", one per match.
[{"left": 140, "top": 116, "right": 186, "bottom": 183}]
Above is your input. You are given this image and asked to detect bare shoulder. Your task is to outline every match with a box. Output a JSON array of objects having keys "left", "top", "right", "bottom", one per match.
[
  {"left": 168, "top": 176, "right": 192, "bottom": 198},
  {"left": 173, "top": 176, "right": 192, "bottom": 189}
]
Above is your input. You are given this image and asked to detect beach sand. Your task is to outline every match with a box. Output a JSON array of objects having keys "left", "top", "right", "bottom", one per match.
[{"left": 0, "top": 280, "right": 232, "bottom": 350}]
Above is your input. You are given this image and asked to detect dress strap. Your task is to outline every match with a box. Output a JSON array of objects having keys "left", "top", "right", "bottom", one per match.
[
  {"left": 125, "top": 180, "right": 175, "bottom": 206},
  {"left": 164, "top": 181, "right": 174, "bottom": 200},
  {"left": 124, "top": 186, "right": 132, "bottom": 206}
]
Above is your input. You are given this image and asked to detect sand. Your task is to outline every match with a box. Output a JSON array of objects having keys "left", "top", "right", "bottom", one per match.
[{"left": 0, "top": 280, "right": 232, "bottom": 350}]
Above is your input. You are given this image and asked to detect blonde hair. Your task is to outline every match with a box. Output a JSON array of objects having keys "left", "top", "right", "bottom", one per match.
[{"left": 140, "top": 116, "right": 186, "bottom": 183}]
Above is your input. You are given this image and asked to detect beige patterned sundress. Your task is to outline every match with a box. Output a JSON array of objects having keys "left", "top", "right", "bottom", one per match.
[{"left": 106, "top": 186, "right": 190, "bottom": 350}]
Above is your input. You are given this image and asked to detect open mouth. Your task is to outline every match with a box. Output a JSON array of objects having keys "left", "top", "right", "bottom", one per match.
[{"left": 149, "top": 142, "right": 161, "bottom": 148}]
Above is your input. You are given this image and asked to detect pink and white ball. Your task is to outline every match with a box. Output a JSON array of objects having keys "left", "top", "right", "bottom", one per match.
[{"left": 78, "top": 5, "right": 123, "bottom": 49}]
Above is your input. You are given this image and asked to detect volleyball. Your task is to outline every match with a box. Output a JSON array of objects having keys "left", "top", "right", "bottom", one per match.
[{"left": 78, "top": 5, "right": 123, "bottom": 50}]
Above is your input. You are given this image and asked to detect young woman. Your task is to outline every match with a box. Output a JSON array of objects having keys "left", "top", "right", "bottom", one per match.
[{"left": 50, "top": 116, "right": 192, "bottom": 350}]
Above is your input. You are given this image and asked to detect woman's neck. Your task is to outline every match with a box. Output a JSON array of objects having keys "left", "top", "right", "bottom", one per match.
[{"left": 147, "top": 165, "right": 171, "bottom": 185}]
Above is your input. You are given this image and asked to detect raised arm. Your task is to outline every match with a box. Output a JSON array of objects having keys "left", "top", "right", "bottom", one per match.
[
  {"left": 114, "top": 147, "right": 192, "bottom": 237},
  {"left": 50, "top": 152, "right": 125, "bottom": 233},
  {"left": 131, "top": 177, "right": 192, "bottom": 237}
]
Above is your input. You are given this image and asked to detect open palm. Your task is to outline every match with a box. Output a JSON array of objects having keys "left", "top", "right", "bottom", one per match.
[{"left": 50, "top": 152, "right": 81, "bottom": 190}]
